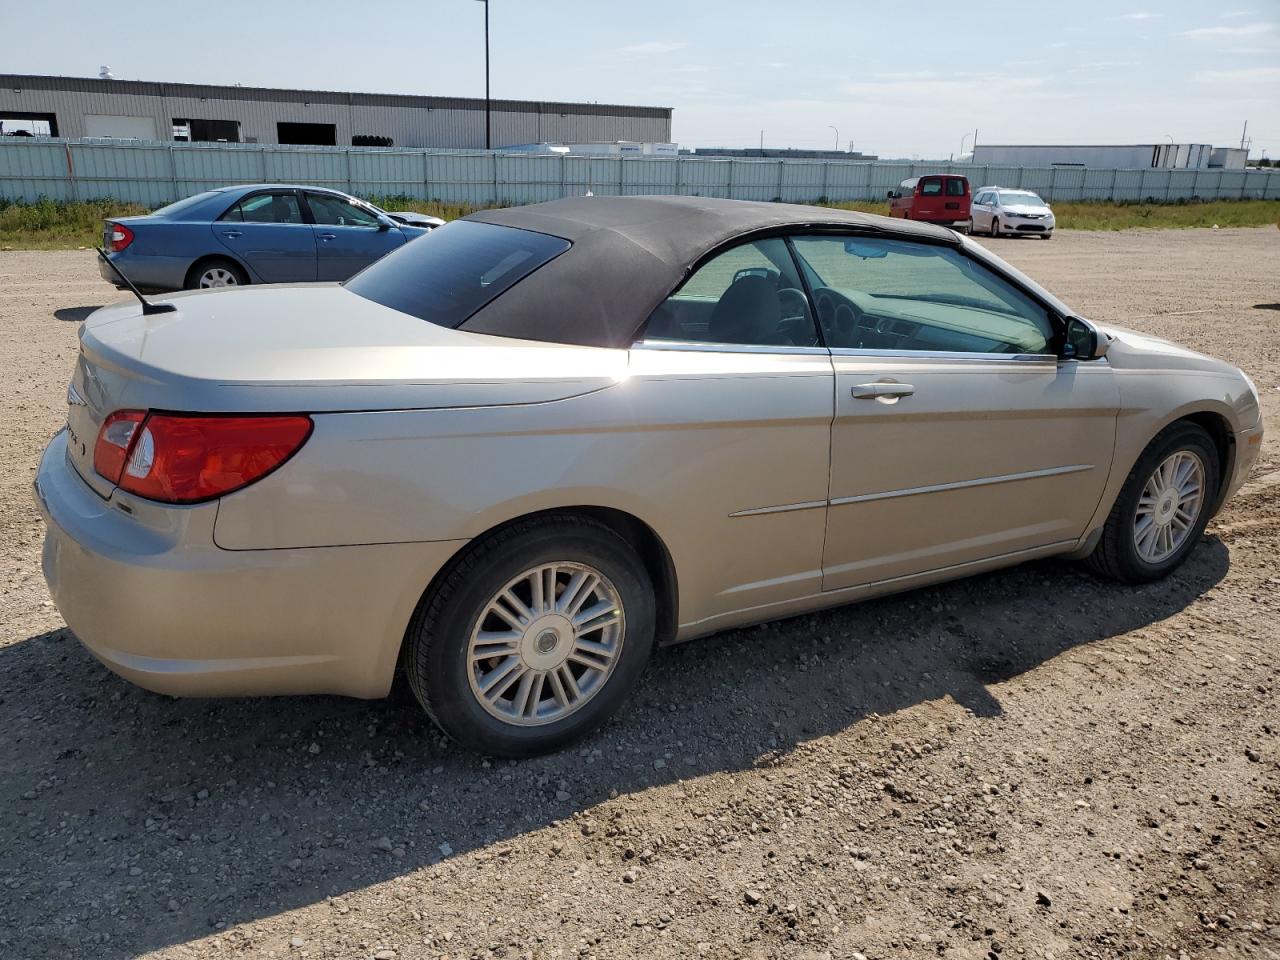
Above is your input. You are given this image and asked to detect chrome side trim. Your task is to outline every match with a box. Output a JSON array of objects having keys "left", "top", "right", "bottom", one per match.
[
  {"left": 728, "top": 499, "right": 828, "bottom": 518},
  {"left": 632, "top": 339, "right": 830, "bottom": 356},
  {"left": 829, "top": 347, "right": 1058, "bottom": 363},
  {"left": 829, "top": 463, "right": 1094, "bottom": 507}
]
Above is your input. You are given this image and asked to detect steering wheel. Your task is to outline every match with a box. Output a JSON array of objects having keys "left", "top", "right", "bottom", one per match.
[{"left": 777, "top": 287, "right": 809, "bottom": 321}]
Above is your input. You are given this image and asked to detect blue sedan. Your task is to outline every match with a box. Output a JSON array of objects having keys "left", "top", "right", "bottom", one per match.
[{"left": 99, "top": 184, "right": 434, "bottom": 292}]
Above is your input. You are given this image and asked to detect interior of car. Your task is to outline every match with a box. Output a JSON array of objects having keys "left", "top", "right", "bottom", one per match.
[{"left": 641, "top": 233, "right": 1056, "bottom": 355}]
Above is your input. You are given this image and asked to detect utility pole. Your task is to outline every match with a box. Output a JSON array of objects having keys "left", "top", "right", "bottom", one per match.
[
  {"left": 1240, "top": 120, "right": 1248, "bottom": 151},
  {"left": 477, "top": 0, "right": 491, "bottom": 150}
]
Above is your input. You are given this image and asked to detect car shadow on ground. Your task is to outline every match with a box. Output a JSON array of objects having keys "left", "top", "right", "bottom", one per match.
[
  {"left": 53, "top": 305, "right": 102, "bottom": 323},
  {"left": 0, "top": 539, "right": 1230, "bottom": 957}
]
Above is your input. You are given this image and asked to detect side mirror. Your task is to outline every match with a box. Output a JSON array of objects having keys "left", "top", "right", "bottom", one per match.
[
  {"left": 377, "top": 219, "right": 393, "bottom": 232},
  {"left": 886, "top": 190, "right": 897, "bottom": 199},
  {"left": 1062, "top": 316, "right": 1109, "bottom": 360}
]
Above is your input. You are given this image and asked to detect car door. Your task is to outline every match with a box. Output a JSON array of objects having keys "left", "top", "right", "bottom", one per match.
[
  {"left": 913, "top": 176, "right": 946, "bottom": 221},
  {"left": 629, "top": 236, "right": 834, "bottom": 628},
  {"left": 304, "top": 192, "right": 408, "bottom": 281},
  {"left": 213, "top": 190, "right": 317, "bottom": 283},
  {"left": 972, "top": 192, "right": 992, "bottom": 231},
  {"left": 790, "top": 233, "right": 1119, "bottom": 591}
]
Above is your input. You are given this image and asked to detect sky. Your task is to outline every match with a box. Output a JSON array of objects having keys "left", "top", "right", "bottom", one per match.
[{"left": 3, "top": 0, "right": 1279, "bottom": 158}]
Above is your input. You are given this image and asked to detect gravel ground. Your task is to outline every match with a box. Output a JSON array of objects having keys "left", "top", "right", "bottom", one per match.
[{"left": 1, "top": 229, "right": 1278, "bottom": 960}]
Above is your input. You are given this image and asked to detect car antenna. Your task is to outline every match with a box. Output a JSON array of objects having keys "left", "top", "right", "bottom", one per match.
[{"left": 95, "top": 248, "right": 177, "bottom": 315}]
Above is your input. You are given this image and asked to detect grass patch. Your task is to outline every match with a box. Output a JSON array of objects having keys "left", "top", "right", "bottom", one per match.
[
  {"left": 1, "top": 195, "right": 1276, "bottom": 250},
  {"left": 825, "top": 198, "right": 1280, "bottom": 231},
  {"left": 0, "top": 197, "right": 149, "bottom": 250}
]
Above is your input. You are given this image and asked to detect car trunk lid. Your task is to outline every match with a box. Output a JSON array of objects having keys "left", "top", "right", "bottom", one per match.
[{"left": 68, "top": 284, "right": 626, "bottom": 494}]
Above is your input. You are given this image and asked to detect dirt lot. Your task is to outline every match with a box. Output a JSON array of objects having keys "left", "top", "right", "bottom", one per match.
[{"left": 1, "top": 229, "right": 1278, "bottom": 960}]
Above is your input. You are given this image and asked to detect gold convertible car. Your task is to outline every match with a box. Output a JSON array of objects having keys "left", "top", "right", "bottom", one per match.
[{"left": 36, "top": 196, "right": 1263, "bottom": 755}]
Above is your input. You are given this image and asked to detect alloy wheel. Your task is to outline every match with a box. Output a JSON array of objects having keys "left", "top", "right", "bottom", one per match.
[
  {"left": 1133, "top": 450, "right": 1205, "bottom": 564},
  {"left": 466, "top": 562, "right": 625, "bottom": 726},
  {"left": 199, "top": 266, "right": 240, "bottom": 288}
]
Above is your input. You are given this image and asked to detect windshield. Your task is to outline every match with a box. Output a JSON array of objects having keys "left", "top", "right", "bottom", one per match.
[
  {"left": 344, "top": 220, "right": 570, "bottom": 327},
  {"left": 999, "top": 191, "right": 1046, "bottom": 207},
  {"left": 151, "top": 191, "right": 223, "bottom": 218}
]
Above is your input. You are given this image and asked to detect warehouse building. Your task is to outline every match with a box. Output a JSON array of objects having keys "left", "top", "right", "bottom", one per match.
[
  {"left": 0, "top": 74, "right": 673, "bottom": 149},
  {"left": 973, "top": 143, "right": 1248, "bottom": 170}
]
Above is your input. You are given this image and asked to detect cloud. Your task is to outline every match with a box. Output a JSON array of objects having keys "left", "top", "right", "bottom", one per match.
[
  {"left": 839, "top": 73, "right": 1047, "bottom": 108},
  {"left": 763, "top": 61, "right": 787, "bottom": 69},
  {"left": 1118, "top": 11, "right": 1159, "bottom": 19},
  {"left": 669, "top": 64, "right": 712, "bottom": 74},
  {"left": 1048, "top": 41, "right": 1071, "bottom": 48},
  {"left": 1180, "top": 21, "right": 1276, "bottom": 38},
  {"left": 617, "top": 41, "right": 687, "bottom": 55},
  {"left": 1194, "top": 65, "right": 1280, "bottom": 82},
  {"left": 1221, "top": 9, "right": 1255, "bottom": 16},
  {"left": 872, "top": 70, "right": 939, "bottom": 80}
]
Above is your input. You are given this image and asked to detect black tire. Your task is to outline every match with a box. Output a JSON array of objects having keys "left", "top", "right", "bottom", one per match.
[
  {"left": 183, "top": 257, "right": 248, "bottom": 290},
  {"left": 1083, "top": 421, "right": 1220, "bottom": 584},
  {"left": 990, "top": 217, "right": 1000, "bottom": 238},
  {"left": 403, "top": 514, "right": 656, "bottom": 757}
]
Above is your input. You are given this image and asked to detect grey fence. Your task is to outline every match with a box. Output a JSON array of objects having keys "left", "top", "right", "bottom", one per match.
[{"left": 2, "top": 137, "right": 1277, "bottom": 207}]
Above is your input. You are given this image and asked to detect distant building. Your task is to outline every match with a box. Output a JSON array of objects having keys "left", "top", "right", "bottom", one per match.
[
  {"left": 685, "top": 147, "right": 879, "bottom": 161},
  {"left": 498, "top": 141, "right": 679, "bottom": 157},
  {"left": 973, "top": 143, "right": 1247, "bottom": 170},
  {"left": 0, "top": 73, "right": 672, "bottom": 148}
]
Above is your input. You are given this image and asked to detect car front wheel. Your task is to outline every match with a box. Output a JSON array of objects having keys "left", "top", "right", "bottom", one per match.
[
  {"left": 1084, "top": 422, "right": 1220, "bottom": 583},
  {"left": 404, "top": 514, "right": 656, "bottom": 756}
]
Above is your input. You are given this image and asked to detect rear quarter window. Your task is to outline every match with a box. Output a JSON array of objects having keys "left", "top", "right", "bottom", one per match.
[{"left": 344, "top": 220, "right": 570, "bottom": 327}]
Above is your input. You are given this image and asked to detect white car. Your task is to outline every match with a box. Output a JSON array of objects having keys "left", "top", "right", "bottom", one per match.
[
  {"left": 387, "top": 211, "right": 446, "bottom": 230},
  {"left": 971, "top": 187, "right": 1055, "bottom": 239}
]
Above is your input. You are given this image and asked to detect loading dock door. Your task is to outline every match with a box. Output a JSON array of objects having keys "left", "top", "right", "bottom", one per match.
[{"left": 84, "top": 115, "right": 158, "bottom": 140}]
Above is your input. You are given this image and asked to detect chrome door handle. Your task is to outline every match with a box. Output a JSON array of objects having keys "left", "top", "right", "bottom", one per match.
[
  {"left": 220, "top": 230, "right": 242, "bottom": 239},
  {"left": 318, "top": 233, "right": 336, "bottom": 241},
  {"left": 851, "top": 382, "right": 915, "bottom": 399}
]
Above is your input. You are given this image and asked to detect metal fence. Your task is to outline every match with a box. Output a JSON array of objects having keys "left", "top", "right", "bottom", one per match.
[{"left": 2, "top": 137, "right": 1277, "bottom": 207}]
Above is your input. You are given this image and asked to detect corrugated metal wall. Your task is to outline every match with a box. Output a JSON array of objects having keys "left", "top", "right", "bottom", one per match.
[
  {"left": 2, "top": 138, "right": 1278, "bottom": 206},
  {"left": 0, "top": 76, "right": 672, "bottom": 147}
]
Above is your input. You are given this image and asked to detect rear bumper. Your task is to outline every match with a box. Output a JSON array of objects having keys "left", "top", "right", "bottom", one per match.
[
  {"left": 99, "top": 252, "right": 189, "bottom": 292},
  {"left": 35, "top": 431, "right": 464, "bottom": 699}
]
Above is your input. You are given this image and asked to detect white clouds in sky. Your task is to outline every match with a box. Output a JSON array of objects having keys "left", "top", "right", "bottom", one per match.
[
  {"left": 1180, "top": 21, "right": 1276, "bottom": 38},
  {"left": 618, "top": 41, "right": 688, "bottom": 55}
]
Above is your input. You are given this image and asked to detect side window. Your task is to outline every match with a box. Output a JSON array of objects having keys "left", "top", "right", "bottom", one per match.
[
  {"left": 220, "top": 192, "right": 304, "bottom": 224},
  {"left": 946, "top": 178, "right": 967, "bottom": 196},
  {"left": 307, "top": 193, "right": 380, "bottom": 227},
  {"left": 792, "top": 235, "right": 1055, "bottom": 355},
  {"left": 641, "top": 237, "right": 818, "bottom": 348},
  {"left": 920, "top": 178, "right": 943, "bottom": 196}
]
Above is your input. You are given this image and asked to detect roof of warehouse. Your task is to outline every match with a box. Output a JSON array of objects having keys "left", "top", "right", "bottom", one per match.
[
  {"left": 462, "top": 195, "right": 956, "bottom": 348},
  {"left": 0, "top": 74, "right": 672, "bottom": 117}
]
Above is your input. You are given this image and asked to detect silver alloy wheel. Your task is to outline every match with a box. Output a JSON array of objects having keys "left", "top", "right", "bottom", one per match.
[
  {"left": 1134, "top": 450, "right": 1205, "bottom": 564},
  {"left": 198, "top": 266, "right": 240, "bottom": 288},
  {"left": 467, "top": 562, "right": 625, "bottom": 726}
]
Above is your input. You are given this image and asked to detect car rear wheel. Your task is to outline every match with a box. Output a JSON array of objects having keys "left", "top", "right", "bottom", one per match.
[
  {"left": 1083, "top": 422, "right": 1220, "bottom": 583},
  {"left": 186, "top": 258, "right": 247, "bottom": 290},
  {"left": 403, "top": 514, "right": 656, "bottom": 756}
]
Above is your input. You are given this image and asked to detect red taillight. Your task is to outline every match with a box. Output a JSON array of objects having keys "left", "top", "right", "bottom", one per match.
[
  {"left": 107, "top": 222, "right": 134, "bottom": 252},
  {"left": 93, "top": 412, "right": 312, "bottom": 503},
  {"left": 93, "top": 410, "right": 147, "bottom": 484}
]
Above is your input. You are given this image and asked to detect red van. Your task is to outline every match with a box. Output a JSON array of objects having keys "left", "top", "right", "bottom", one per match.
[{"left": 888, "top": 175, "right": 971, "bottom": 227}]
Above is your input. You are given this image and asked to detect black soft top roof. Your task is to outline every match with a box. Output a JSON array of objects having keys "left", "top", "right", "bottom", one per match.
[{"left": 461, "top": 195, "right": 958, "bottom": 348}]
